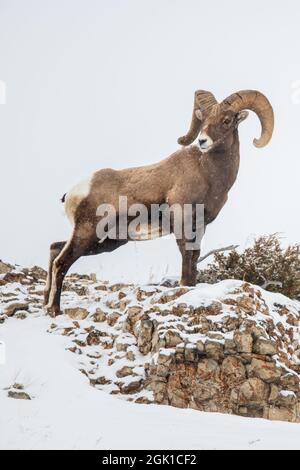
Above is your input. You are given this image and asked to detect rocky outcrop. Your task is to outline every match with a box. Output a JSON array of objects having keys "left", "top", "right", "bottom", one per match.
[{"left": 1, "top": 262, "right": 300, "bottom": 422}]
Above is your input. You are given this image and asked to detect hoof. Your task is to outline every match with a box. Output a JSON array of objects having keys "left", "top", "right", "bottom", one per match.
[{"left": 45, "top": 304, "right": 61, "bottom": 318}]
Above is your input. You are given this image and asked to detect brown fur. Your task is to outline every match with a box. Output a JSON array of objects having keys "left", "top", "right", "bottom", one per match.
[{"left": 44, "top": 90, "right": 274, "bottom": 317}]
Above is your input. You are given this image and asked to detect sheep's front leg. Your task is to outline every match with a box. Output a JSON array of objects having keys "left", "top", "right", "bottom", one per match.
[
  {"left": 44, "top": 241, "right": 66, "bottom": 306},
  {"left": 177, "top": 239, "right": 200, "bottom": 286}
]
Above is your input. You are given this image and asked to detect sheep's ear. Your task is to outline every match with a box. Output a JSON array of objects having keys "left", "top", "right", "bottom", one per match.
[
  {"left": 195, "top": 109, "right": 203, "bottom": 120},
  {"left": 237, "top": 110, "right": 249, "bottom": 124}
]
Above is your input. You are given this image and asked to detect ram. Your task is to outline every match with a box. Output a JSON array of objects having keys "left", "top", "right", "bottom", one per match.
[{"left": 44, "top": 89, "right": 274, "bottom": 317}]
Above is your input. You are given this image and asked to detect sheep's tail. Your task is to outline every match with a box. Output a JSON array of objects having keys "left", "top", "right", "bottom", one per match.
[{"left": 61, "top": 193, "right": 67, "bottom": 203}]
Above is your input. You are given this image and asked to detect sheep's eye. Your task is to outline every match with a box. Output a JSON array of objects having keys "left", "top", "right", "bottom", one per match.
[{"left": 223, "top": 117, "right": 231, "bottom": 125}]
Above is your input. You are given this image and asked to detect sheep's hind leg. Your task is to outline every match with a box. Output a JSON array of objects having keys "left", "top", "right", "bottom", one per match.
[
  {"left": 44, "top": 241, "right": 67, "bottom": 306},
  {"left": 45, "top": 228, "right": 95, "bottom": 317}
]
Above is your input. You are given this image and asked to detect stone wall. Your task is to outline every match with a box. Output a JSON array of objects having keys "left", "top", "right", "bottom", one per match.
[{"left": 1, "top": 261, "right": 300, "bottom": 422}]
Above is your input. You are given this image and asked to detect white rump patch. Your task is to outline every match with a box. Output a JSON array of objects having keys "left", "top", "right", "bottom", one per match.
[{"left": 65, "top": 177, "right": 91, "bottom": 224}]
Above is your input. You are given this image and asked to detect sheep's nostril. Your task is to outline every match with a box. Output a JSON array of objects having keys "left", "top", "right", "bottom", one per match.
[{"left": 199, "top": 139, "right": 207, "bottom": 146}]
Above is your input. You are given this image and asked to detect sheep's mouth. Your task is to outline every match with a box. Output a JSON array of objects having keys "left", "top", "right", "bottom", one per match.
[{"left": 198, "top": 142, "right": 213, "bottom": 152}]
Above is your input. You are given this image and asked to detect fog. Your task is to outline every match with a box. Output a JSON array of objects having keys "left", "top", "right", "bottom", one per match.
[{"left": 0, "top": 0, "right": 299, "bottom": 282}]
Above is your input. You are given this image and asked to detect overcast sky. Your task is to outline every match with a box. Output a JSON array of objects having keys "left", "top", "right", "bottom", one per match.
[{"left": 0, "top": 0, "right": 299, "bottom": 282}]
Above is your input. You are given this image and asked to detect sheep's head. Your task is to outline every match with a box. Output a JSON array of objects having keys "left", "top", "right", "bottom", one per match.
[{"left": 178, "top": 90, "right": 274, "bottom": 153}]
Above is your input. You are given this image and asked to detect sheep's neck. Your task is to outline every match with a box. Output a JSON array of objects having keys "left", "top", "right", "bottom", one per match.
[{"left": 202, "top": 129, "right": 240, "bottom": 192}]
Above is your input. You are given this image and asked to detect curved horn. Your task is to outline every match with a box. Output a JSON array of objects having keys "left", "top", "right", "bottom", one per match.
[
  {"left": 222, "top": 90, "right": 274, "bottom": 148},
  {"left": 178, "top": 90, "right": 218, "bottom": 146}
]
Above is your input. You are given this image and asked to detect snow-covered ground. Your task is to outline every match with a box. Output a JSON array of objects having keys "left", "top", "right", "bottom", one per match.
[{"left": 1, "top": 315, "right": 300, "bottom": 450}]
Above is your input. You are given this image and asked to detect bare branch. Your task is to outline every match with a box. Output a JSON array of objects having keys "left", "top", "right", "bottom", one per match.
[
  {"left": 261, "top": 281, "right": 283, "bottom": 290},
  {"left": 198, "top": 245, "right": 239, "bottom": 265}
]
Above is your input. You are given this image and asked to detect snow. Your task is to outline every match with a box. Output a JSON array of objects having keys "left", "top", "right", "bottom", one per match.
[
  {"left": 1, "top": 316, "right": 300, "bottom": 450},
  {"left": 280, "top": 390, "right": 296, "bottom": 398}
]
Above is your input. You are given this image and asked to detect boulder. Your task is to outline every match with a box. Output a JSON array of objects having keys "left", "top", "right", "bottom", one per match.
[
  {"left": 116, "top": 366, "right": 134, "bottom": 378},
  {"left": 4, "top": 302, "right": 29, "bottom": 317},
  {"left": 221, "top": 356, "right": 246, "bottom": 384},
  {"left": 248, "top": 358, "right": 282, "bottom": 383},
  {"left": 233, "top": 378, "right": 269, "bottom": 406},
  {"left": 65, "top": 307, "right": 89, "bottom": 320},
  {"left": 233, "top": 331, "right": 253, "bottom": 354},
  {"left": 0, "top": 260, "right": 13, "bottom": 274},
  {"left": 253, "top": 338, "right": 277, "bottom": 356}
]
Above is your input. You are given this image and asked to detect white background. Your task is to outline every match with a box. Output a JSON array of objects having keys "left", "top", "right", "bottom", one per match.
[{"left": 0, "top": 0, "right": 299, "bottom": 282}]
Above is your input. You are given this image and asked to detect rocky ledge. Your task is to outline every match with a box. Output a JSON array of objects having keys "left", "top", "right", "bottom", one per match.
[{"left": 1, "top": 260, "right": 300, "bottom": 423}]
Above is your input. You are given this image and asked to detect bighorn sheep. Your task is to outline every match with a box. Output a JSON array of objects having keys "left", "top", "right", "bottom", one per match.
[{"left": 44, "top": 89, "right": 274, "bottom": 317}]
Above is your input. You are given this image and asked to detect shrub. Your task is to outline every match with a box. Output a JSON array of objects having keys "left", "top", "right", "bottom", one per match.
[{"left": 197, "top": 234, "right": 300, "bottom": 299}]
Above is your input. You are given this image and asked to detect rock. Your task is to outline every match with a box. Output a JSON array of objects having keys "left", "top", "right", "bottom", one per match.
[
  {"left": 90, "top": 376, "right": 111, "bottom": 386},
  {"left": 94, "top": 284, "right": 108, "bottom": 291},
  {"left": 224, "top": 339, "right": 236, "bottom": 354},
  {"left": 221, "top": 356, "right": 246, "bottom": 384},
  {"left": 265, "top": 406, "right": 298, "bottom": 423},
  {"left": 233, "top": 331, "right": 253, "bottom": 354},
  {"left": 280, "top": 373, "right": 300, "bottom": 392},
  {"left": 160, "top": 277, "right": 180, "bottom": 288},
  {"left": 156, "top": 363, "right": 170, "bottom": 377},
  {"left": 157, "top": 350, "right": 174, "bottom": 366},
  {"left": 185, "top": 345, "right": 198, "bottom": 363},
  {"left": 164, "top": 330, "right": 182, "bottom": 348},
  {"left": 195, "top": 302, "right": 223, "bottom": 317},
  {"left": 93, "top": 309, "right": 106, "bottom": 322},
  {"left": 4, "top": 302, "right": 29, "bottom": 317},
  {"left": 197, "top": 359, "right": 219, "bottom": 380},
  {"left": 241, "top": 321, "right": 267, "bottom": 340},
  {"left": 234, "top": 378, "right": 269, "bottom": 406},
  {"left": 0, "top": 260, "right": 13, "bottom": 274},
  {"left": 106, "top": 299, "right": 128, "bottom": 311},
  {"left": 29, "top": 265, "right": 47, "bottom": 281},
  {"left": 107, "top": 312, "right": 120, "bottom": 326},
  {"left": 236, "top": 295, "right": 256, "bottom": 315},
  {"left": 135, "top": 396, "right": 153, "bottom": 404},
  {"left": 116, "top": 342, "right": 129, "bottom": 352},
  {"left": 193, "top": 382, "right": 220, "bottom": 404},
  {"left": 158, "top": 288, "right": 189, "bottom": 304},
  {"left": 116, "top": 366, "right": 134, "bottom": 378},
  {"left": 148, "top": 371, "right": 167, "bottom": 390},
  {"left": 14, "top": 311, "right": 28, "bottom": 320},
  {"left": 248, "top": 358, "right": 282, "bottom": 383},
  {"left": 155, "top": 350, "right": 174, "bottom": 377},
  {"left": 8, "top": 391, "right": 31, "bottom": 400},
  {"left": 137, "top": 320, "right": 154, "bottom": 355},
  {"left": 3, "top": 258, "right": 300, "bottom": 424},
  {"left": 269, "top": 384, "right": 280, "bottom": 403},
  {"left": 120, "top": 379, "right": 142, "bottom": 394},
  {"left": 253, "top": 338, "right": 277, "bottom": 356},
  {"left": 169, "top": 388, "right": 188, "bottom": 409},
  {"left": 151, "top": 330, "right": 166, "bottom": 352},
  {"left": 196, "top": 340, "right": 205, "bottom": 354},
  {"left": 63, "top": 282, "right": 89, "bottom": 296},
  {"left": 8, "top": 387, "right": 31, "bottom": 400},
  {"left": 65, "top": 307, "right": 89, "bottom": 320},
  {"left": 2, "top": 271, "right": 26, "bottom": 284},
  {"left": 118, "top": 291, "right": 127, "bottom": 300},
  {"left": 124, "top": 306, "right": 143, "bottom": 333},
  {"left": 86, "top": 331, "right": 102, "bottom": 346},
  {"left": 110, "top": 283, "right": 130, "bottom": 292},
  {"left": 171, "top": 304, "right": 189, "bottom": 317},
  {"left": 277, "top": 391, "right": 297, "bottom": 407},
  {"left": 205, "top": 341, "right": 224, "bottom": 360},
  {"left": 126, "top": 350, "right": 136, "bottom": 362}
]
